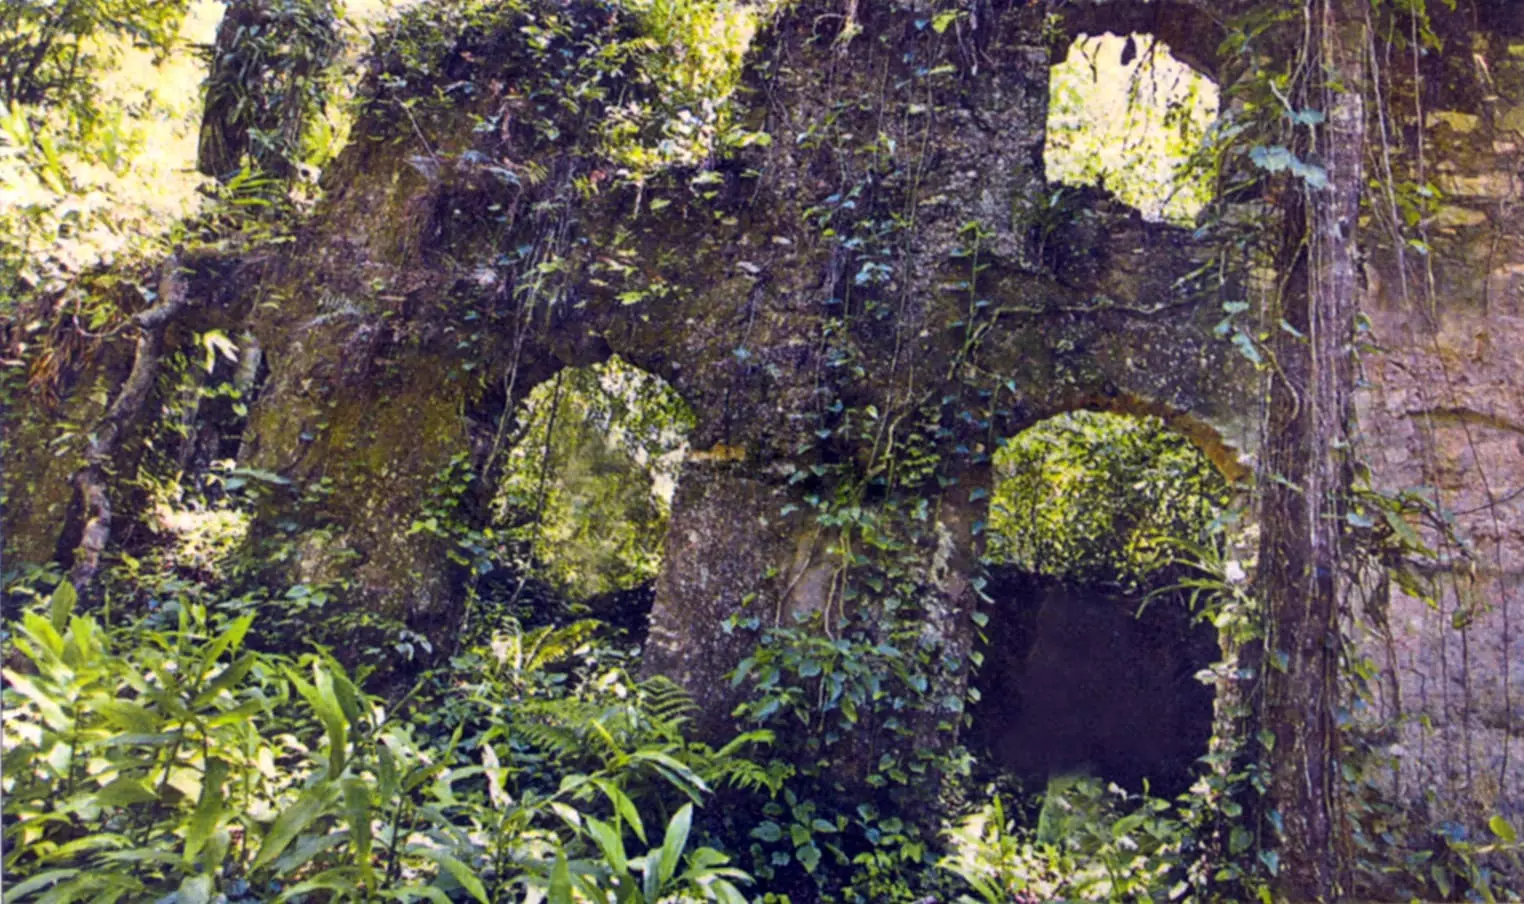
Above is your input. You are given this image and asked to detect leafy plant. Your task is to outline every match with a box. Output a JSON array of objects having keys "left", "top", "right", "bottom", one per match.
[
  {"left": 988, "top": 410, "right": 1231, "bottom": 594},
  {"left": 529, "top": 803, "right": 751, "bottom": 904},
  {"left": 2, "top": 583, "right": 760, "bottom": 902},
  {"left": 942, "top": 777, "right": 1213, "bottom": 904}
]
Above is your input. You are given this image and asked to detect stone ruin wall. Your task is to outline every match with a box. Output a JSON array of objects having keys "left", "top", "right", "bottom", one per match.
[
  {"left": 0, "top": 0, "right": 1520, "bottom": 837},
  {"left": 1357, "top": 37, "right": 1524, "bottom": 824}
]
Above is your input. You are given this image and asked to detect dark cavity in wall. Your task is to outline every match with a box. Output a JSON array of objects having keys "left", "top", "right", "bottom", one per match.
[
  {"left": 968, "top": 409, "right": 1232, "bottom": 797},
  {"left": 968, "top": 566, "right": 1217, "bottom": 797}
]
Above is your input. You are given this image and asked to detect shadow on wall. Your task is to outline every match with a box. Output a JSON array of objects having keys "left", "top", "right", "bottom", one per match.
[{"left": 968, "top": 567, "right": 1217, "bottom": 797}]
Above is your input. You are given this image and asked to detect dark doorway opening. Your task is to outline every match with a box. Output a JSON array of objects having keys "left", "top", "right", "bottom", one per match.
[
  {"left": 969, "top": 567, "right": 1216, "bottom": 797},
  {"left": 967, "top": 410, "right": 1233, "bottom": 797}
]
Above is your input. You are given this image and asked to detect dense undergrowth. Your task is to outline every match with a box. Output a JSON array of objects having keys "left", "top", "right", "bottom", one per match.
[
  {"left": 0, "top": 572, "right": 1240, "bottom": 904},
  {"left": 0, "top": 409, "right": 1344, "bottom": 903},
  {"left": 0, "top": 411, "right": 1268, "bottom": 902}
]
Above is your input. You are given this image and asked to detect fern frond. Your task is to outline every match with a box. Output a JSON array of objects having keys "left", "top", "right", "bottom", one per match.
[
  {"left": 523, "top": 619, "right": 602, "bottom": 674},
  {"left": 710, "top": 729, "right": 774, "bottom": 759},
  {"left": 718, "top": 759, "right": 784, "bottom": 794},
  {"left": 636, "top": 675, "right": 696, "bottom": 736}
]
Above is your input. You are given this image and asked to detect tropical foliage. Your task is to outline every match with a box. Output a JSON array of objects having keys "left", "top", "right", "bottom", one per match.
[
  {"left": 2, "top": 583, "right": 760, "bottom": 903},
  {"left": 987, "top": 411, "right": 1232, "bottom": 591},
  {"left": 5, "top": 0, "right": 1524, "bottom": 901}
]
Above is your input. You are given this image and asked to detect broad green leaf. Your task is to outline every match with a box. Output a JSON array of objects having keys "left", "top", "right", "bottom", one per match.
[
  {"left": 204, "top": 698, "right": 267, "bottom": 727},
  {"left": 291, "top": 665, "right": 347, "bottom": 777},
  {"left": 102, "top": 847, "right": 185, "bottom": 866},
  {"left": 390, "top": 887, "right": 453, "bottom": 904},
  {"left": 342, "top": 778, "right": 375, "bottom": 890},
  {"left": 95, "top": 777, "right": 158, "bottom": 807},
  {"left": 407, "top": 847, "right": 489, "bottom": 904},
  {"left": 21, "top": 611, "right": 66, "bottom": 658},
  {"left": 641, "top": 848, "right": 663, "bottom": 904},
  {"left": 586, "top": 815, "right": 629, "bottom": 875},
  {"left": 377, "top": 742, "right": 400, "bottom": 801},
  {"left": 709, "top": 878, "right": 751, "bottom": 904},
  {"left": 6, "top": 869, "right": 81, "bottom": 899},
  {"left": 275, "top": 870, "right": 362, "bottom": 903},
  {"left": 549, "top": 850, "right": 574, "bottom": 904},
  {"left": 593, "top": 778, "right": 646, "bottom": 844},
  {"left": 1490, "top": 814, "right": 1518, "bottom": 843},
  {"left": 50, "top": 581, "right": 78, "bottom": 633},
  {"left": 3, "top": 669, "right": 71, "bottom": 730},
  {"left": 94, "top": 701, "right": 159, "bottom": 733},
  {"left": 184, "top": 759, "right": 229, "bottom": 866},
  {"left": 250, "top": 784, "right": 336, "bottom": 873},
  {"left": 323, "top": 656, "right": 365, "bottom": 725},
  {"left": 657, "top": 803, "right": 693, "bottom": 890},
  {"left": 201, "top": 829, "right": 231, "bottom": 877},
  {"left": 195, "top": 617, "right": 255, "bottom": 687},
  {"left": 44, "top": 833, "right": 132, "bottom": 860}
]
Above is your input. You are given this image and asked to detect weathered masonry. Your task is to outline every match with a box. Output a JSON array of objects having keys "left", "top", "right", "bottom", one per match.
[{"left": 5, "top": 0, "right": 1521, "bottom": 839}]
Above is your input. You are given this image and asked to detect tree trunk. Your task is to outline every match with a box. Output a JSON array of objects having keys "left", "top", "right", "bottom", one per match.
[{"left": 1257, "top": 0, "right": 1365, "bottom": 899}]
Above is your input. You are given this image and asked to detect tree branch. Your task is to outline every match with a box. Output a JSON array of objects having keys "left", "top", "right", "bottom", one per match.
[{"left": 68, "top": 250, "right": 192, "bottom": 594}]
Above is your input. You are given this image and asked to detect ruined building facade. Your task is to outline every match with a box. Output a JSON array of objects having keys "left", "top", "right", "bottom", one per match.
[{"left": 5, "top": 0, "right": 1522, "bottom": 838}]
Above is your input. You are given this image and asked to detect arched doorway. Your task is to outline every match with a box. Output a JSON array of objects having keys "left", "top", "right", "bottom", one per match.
[
  {"left": 473, "top": 355, "right": 693, "bottom": 639},
  {"left": 968, "top": 410, "right": 1240, "bottom": 796},
  {"left": 1045, "top": 28, "right": 1219, "bottom": 225}
]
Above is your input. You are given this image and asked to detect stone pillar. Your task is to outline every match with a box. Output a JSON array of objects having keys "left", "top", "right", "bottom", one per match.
[{"left": 644, "top": 460, "right": 804, "bottom": 736}]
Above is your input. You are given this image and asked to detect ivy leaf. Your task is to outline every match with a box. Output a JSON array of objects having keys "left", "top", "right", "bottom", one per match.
[
  {"left": 796, "top": 841, "right": 822, "bottom": 873},
  {"left": 1229, "top": 825, "right": 1252, "bottom": 854},
  {"left": 1249, "top": 144, "right": 1294, "bottom": 173},
  {"left": 1231, "top": 330, "right": 1262, "bottom": 366},
  {"left": 1290, "top": 158, "right": 1328, "bottom": 189}
]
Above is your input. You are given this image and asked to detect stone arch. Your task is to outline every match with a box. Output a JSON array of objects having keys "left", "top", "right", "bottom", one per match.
[
  {"left": 1053, "top": 0, "right": 1233, "bottom": 82},
  {"left": 481, "top": 356, "right": 695, "bottom": 628},
  {"left": 1044, "top": 27, "right": 1221, "bottom": 223},
  {"left": 965, "top": 407, "right": 1235, "bottom": 795},
  {"left": 996, "top": 391, "right": 1253, "bottom": 483}
]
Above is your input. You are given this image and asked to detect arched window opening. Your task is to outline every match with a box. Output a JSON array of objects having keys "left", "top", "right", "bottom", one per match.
[
  {"left": 487, "top": 356, "right": 692, "bottom": 632},
  {"left": 1046, "top": 32, "right": 1219, "bottom": 224},
  {"left": 970, "top": 410, "right": 1234, "bottom": 798}
]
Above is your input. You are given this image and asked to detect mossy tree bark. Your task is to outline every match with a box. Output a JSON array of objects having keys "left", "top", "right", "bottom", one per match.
[{"left": 1256, "top": 0, "right": 1366, "bottom": 898}]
